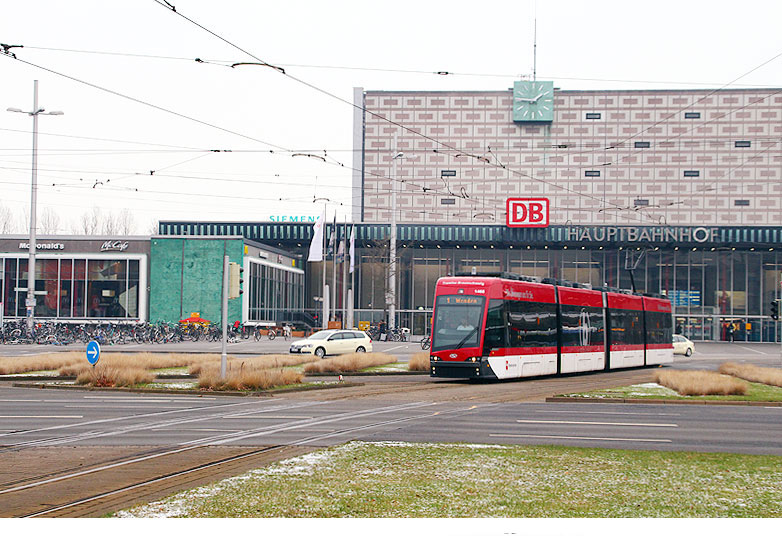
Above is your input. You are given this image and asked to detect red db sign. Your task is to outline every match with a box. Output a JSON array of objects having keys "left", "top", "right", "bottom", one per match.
[{"left": 506, "top": 198, "right": 549, "bottom": 228}]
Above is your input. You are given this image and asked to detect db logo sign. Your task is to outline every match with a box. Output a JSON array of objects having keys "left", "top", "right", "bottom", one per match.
[{"left": 506, "top": 198, "right": 549, "bottom": 228}]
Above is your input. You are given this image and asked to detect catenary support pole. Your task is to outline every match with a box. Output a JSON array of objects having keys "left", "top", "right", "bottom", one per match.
[
  {"left": 221, "top": 255, "right": 229, "bottom": 379},
  {"left": 389, "top": 132, "right": 398, "bottom": 331}
]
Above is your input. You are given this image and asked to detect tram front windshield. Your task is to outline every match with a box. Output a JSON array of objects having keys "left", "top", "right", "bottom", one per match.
[{"left": 432, "top": 295, "right": 485, "bottom": 352}]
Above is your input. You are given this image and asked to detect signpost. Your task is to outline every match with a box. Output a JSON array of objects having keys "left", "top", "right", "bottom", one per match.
[{"left": 86, "top": 340, "right": 101, "bottom": 366}]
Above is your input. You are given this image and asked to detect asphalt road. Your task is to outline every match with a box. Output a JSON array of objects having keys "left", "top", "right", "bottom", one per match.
[
  {"left": 0, "top": 342, "right": 780, "bottom": 456},
  {"left": 0, "top": 385, "right": 780, "bottom": 456}
]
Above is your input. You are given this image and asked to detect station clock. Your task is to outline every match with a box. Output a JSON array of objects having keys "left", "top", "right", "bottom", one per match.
[{"left": 512, "top": 80, "right": 554, "bottom": 122}]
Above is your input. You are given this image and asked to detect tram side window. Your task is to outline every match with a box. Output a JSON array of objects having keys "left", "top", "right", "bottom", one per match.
[
  {"left": 560, "top": 305, "right": 605, "bottom": 348},
  {"left": 483, "top": 299, "right": 508, "bottom": 355},
  {"left": 645, "top": 311, "right": 673, "bottom": 345},
  {"left": 609, "top": 309, "right": 644, "bottom": 346},
  {"left": 507, "top": 300, "right": 558, "bottom": 348}
]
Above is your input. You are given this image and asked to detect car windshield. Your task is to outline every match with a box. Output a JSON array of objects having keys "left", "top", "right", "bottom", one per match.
[{"left": 308, "top": 331, "right": 334, "bottom": 340}]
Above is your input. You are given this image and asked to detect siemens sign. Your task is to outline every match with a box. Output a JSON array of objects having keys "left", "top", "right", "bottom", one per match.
[
  {"left": 565, "top": 226, "right": 718, "bottom": 244},
  {"left": 269, "top": 215, "right": 318, "bottom": 223}
]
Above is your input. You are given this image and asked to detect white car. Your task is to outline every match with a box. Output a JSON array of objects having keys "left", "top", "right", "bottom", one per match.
[
  {"left": 672, "top": 334, "right": 694, "bottom": 356},
  {"left": 289, "top": 329, "right": 373, "bottom": 358}
]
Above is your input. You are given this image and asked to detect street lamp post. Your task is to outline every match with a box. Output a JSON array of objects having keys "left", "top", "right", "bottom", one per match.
[
  {"left": 7, "top": 80, "right": 63, "bottom": 332},
  {"left": 389, "top": 133, "right": 403, "bottom": 332}
]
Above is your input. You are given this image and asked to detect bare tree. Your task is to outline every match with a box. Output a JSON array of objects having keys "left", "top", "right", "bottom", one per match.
[
  {"left": 72, "top": 207, "right": 101, "bottom": 235},
  {"left": 147, "top": 219, "right": 160, "bottom": 235},
  {"left": 101, "top": 211, "right": 119, "bottom": 235},
  {"left": 0, "top": 203, "right": 15, "bottom": 234},
  {"left": 39, "top": 207, "right": 61, "bottom": 234},
  {"left": 116, "top": 208, "right": 136, "bottom": 235}
]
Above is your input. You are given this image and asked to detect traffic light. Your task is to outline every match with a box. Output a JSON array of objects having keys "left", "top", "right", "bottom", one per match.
[
  {"left": 228, "top": 262, "right": 244, "bottom": 299},
  {"left": 771, "top": 299, "right": 779, "bottom": 321}
]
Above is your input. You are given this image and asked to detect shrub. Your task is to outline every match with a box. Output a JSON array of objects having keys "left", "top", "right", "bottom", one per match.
[
  {"left": 188, "top": 354, "right": 316, "bottom": 375},
  {"left": 0, "top": 352, "right": 84, "bottom": 375},
  {"left": 75, "top": 365, "right": 154, "bottom": 387},
  {"left": 718, "top": 362, "right": 782, "bottom": 388},
  {"left": 408, "top": 352, "right": 430, "bottom": 371},
  {"left": 653, "top": 369, "right": 748, "bottom": 396},
  {"left": 197, "top": 365, "right": 303, "bottom": 391},
  {"left": 302, "top": 353, "right": 397, "bottom": 374}
]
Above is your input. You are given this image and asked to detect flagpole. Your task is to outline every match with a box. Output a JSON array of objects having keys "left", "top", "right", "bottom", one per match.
[
  {"left": 342, "top": 216, "right": 348, "bottom": 327},
  {"left": 349, "top": 223, "right": 356, "bottom": 330},
  {"left": 322, "top": 203, "right": 327, "bottom": 329},
  {"left": 329, "top": 218, "right": 339, "bottom": 321}
]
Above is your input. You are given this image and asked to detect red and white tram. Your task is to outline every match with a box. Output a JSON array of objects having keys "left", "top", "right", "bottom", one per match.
[{"left": 429, "top": 274, "right": 673, "bottom": 380}]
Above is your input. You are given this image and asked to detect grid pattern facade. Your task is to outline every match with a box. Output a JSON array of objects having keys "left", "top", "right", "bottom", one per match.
[{"left": 358, "top": 88, "right": 782, "bottom": 226}]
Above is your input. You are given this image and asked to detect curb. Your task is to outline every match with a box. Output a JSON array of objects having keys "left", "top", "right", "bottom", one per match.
[
  {"left": 545, "top": 396, "right": 782, "bottom": 407},
  {"left": 0, "top": 370, "right": 428, "bottom": 382},
  {"left": 304, "top": 370, "right": 427, "bottom": 377},
  {"left": 11, "top": 380, "right": 365, "bottom": 397}
]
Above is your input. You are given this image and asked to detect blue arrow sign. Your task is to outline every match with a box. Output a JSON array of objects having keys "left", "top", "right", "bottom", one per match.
[{"left": 86, "top": 340, "right": 101, "bottom": 365}]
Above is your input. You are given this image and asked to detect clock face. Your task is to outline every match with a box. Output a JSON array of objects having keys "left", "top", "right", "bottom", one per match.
[{"left": 513, "top": 80, "right": 554, "bottom": 122}]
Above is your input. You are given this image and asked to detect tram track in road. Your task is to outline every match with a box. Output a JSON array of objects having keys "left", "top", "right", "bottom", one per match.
[
  {"left": 284, "top": 367, "right": 659, "bottom": 404},
  {"left": 8, "top": 444, "right": 312, "bottom": 518},
  {"left": 0, "top": 398, "right": 472, "bottom": 517}
]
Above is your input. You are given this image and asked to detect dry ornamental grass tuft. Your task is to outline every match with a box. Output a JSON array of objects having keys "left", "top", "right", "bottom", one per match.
[
  {"left": 76, "top": 365, "right": 154, "bottom": 387},
  {"left": 653, "top": 369, "right": 748, "bottom": 396},
  {"left": 302, "top": 352, "right": 397, "bottom": 374},
  {"left": 718, "top": 362, "right": 782, "bottom": 388},
  {"left": 407, "top": 352, "right": 430, "bottom": 371},
  {"left": 197, "top": 365, "right": 303, "bottom": 391}
]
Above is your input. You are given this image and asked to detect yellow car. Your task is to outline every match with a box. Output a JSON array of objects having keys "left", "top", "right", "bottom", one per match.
[{"left": 289, "top": 329, "right": 373, "bottom": 358}]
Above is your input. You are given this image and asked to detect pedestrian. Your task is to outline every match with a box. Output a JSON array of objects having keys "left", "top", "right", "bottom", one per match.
[{"left": 727, "top": 323, "right": 734, "bottom": 342}]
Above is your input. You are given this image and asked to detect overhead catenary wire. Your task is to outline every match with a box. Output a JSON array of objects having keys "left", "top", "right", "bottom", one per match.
[
  {"left": 19, "top": 44, "right": 781, "bottom": 88},
  {"left": 3, "top": 8, "right": 779, "bottom": 227}
]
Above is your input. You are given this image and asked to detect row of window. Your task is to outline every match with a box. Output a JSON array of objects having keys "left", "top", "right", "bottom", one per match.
[
  {"left": 1, "top": 257, "right": 141, "bottom": 319},
  {"left": 584, "top": 168, "right": 759, "bottom": 179},
  {"left": 631, "top": 199, "right": 752, "bottom": 207},
  {"left": 584, "top": 111, "right": 705, "bottom": 120},
  {"left": 480, "top": 298, "right": 668, "bottom": 354}
]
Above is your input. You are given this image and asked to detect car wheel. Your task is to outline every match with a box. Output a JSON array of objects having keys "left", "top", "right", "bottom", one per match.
[
  {"left": 356, "top": 346, "right": 366, "bottom": 353},
  {"left": 315, "top": 347, "right": 326, "bottom": 359},
  {"left": 685, "top": 347, "right": 692, "bottom": 357}
]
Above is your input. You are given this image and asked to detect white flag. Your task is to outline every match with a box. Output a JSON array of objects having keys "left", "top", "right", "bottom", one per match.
[
  {"left": 307, "top": 207, "right": 327, "bottom": 262},
  {"left": 349, "top": 224, "right": 356, "bottom": 273},
  {"left": 326, "top": 214, "right": 336, "bottom": 257},
  {"left": 336, "top": 237, "right": 345, "bottom": 263}
]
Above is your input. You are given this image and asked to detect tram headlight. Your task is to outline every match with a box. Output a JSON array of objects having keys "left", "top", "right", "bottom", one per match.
[{"left": 466, "top": 356, "right": 479, "bottom": 362}]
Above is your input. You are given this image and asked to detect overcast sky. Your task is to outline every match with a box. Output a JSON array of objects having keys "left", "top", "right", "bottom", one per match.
[{"left": 1, "top": 0, "right": 781, "bottom": 234}]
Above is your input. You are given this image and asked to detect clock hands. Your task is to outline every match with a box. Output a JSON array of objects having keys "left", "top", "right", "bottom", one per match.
[{"left": 515, "top": 93, "right": 545, "bottom": 104}]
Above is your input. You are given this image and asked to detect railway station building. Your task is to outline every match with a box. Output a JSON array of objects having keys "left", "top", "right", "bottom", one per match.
[
  {"left": 3, "top": 84, "right": 781, "bottom": 342},
  {"left": 160, "top": 83, "right": 782, "bottom": 342}
]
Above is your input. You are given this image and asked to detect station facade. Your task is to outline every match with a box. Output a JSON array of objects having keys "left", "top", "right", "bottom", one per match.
[
  {"left": 159, "top": 85, "right": 782, "bottom": 341},
  {"left": 157, "top": 221, "right": 782, "bottom": 342}
]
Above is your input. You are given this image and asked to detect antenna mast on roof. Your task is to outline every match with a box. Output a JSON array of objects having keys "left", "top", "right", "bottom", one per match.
[{"left": 533, "top": 1, "right": 537, "bottom": 81}]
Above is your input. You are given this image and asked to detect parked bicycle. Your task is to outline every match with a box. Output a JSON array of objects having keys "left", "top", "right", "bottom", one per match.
[{"left": 421, "top": 335, "right": 431, "bottom": 350}]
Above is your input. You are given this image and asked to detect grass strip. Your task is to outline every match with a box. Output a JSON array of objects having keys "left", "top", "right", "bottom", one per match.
[
  {"left": 116, "top": 441, "right": 782, "bottom": 518},
  {"left": 559, "top": 381, "right": 782, "bottom": 402}
]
